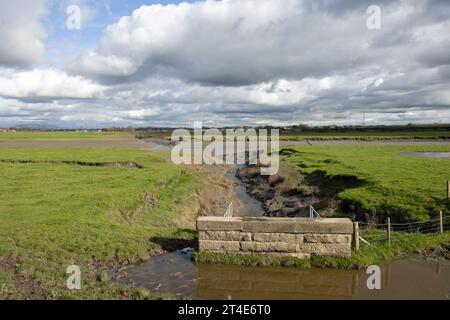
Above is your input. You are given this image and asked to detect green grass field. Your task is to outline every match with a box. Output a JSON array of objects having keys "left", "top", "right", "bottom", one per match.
[
  {"left": 0, "top": 131, "right": 132, "bottom": 140},
  {"left": 0, "top": 147, "right": 199, "bottom": 299},
  {"left": 281, "top": 144, "right": 450, "bottom": 222}
]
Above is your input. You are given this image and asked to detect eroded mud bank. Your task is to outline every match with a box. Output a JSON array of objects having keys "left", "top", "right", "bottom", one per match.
[{"left": 235, "top": 165, "right": 330, "bottom": 217}]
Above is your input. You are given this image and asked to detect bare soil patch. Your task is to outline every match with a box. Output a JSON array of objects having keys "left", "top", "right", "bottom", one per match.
[
  {"left": 0, "top": 257, "right": 48, "bottom": 300},
  {"left": 174, "top": 165, "right": 244, "bottom": 228}
]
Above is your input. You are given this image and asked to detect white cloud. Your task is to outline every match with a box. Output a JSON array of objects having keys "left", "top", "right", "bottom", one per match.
[
  {"left": 126, "top": 108, "right": 161, "bottom": 119},
  {"left": 69, "top": 51, "right": 138, "bottom": 77},
  {"left": 73, "top": 0, "right": 450, "bottom": 87},
  {"left": 73, "top": 0, "right": 337, "bottom": 82},
  {"left": 1, "top": 0, "right": 450, "bottom": 127},
  {"left": 0, "top": 68, "right": 105, "bottom": 99},
  {"left": 0, "top": 0, "right": 47, "bottom": 66}
]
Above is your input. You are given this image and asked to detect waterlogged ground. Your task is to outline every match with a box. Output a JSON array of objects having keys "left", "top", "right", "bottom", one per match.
[{"left": 119, "top": 252, "right": 450, "bottom": 300}]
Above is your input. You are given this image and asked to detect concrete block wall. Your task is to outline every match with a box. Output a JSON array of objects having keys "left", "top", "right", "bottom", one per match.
[{"left": 197, "top": 217, "right": 354, "bottom": 258}]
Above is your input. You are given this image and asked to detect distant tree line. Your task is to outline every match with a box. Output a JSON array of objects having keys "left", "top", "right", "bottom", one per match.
[
  {"left": 4, "top": 123, "right": 449, "bottom": 136},
  {"left": 135, "top": 123, "right": 450, "bottom": 137}
]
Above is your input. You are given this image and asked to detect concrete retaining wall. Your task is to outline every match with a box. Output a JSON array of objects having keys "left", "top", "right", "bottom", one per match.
[{"left": 197, "top": 217, "right": 354, "bottom": 258}]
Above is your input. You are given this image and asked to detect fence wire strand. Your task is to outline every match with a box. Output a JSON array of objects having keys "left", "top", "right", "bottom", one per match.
[{"left": 358, "top": 213, "right": 450, "bottom": 246}]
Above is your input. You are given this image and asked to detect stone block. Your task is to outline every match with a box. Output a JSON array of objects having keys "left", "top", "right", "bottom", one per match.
[
  {"left": 304, "top": 234, "right": 351, "bottom": 244},
  {"left": 199, "top": 231, "right": 252, "bottom": 241},
  {"left": 197, "top": 217, "right": 242, "bottom": 231},
  {"left": 301, "top": 243, "right": 351, "bottom": 257},
  {"left": 240, "top": 241, "right": 298, "bottom": 253},
  {"left": 279, "top": 233, "right": 304, "bottom": 243},
  {"left": 199, "top": 240, "right": 240, "bottom": 252},
  {"left": 241, "top": 217, "right": 353, "bottom": 234},
  {"left": 252, "top": 232, "right": 303, "bottom": 243}
]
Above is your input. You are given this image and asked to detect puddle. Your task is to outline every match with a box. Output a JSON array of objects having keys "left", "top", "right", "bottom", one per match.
[
  {"left": 119, "top": 253, "right": 450, "bottom": 300},
  {"left": 119, "top": 250, "right": 197, "bottom": 299},
  {"left": 145, "top": 144, "right": 172, "bottom": 151},
  {"left": 401, "top": 152, "right": 450, "bottom": 159}
]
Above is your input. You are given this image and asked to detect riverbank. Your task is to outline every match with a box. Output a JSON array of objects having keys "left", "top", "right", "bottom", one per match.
[{"left": 236, "top": 144, "right": 450, "bottom": 222}]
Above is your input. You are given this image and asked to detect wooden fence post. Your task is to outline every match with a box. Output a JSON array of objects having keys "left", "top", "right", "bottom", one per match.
[
  {"left": 447, "top": 181, "right": 450, "bottom": 199},
  {"left": 439, "top": 210, "right": 443, "bottom": 234},
  {"left": 354, "top": 222, "right": 360, "bottom": 251},
  {"left": 387, "top": 217, "right": 391, "bottom": 245}
]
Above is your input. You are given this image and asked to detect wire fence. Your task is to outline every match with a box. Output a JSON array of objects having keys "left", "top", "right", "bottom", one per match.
[{"left": 356, "top": 213, "right": 450, "bottom": 247}]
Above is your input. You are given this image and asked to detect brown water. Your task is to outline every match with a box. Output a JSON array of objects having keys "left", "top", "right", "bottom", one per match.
[{"left": 119, "top": 251, "right": 450, "bottom": 300}]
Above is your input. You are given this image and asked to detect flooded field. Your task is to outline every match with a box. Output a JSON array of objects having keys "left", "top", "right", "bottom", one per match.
[{"left": 119, "top": 251, "right": 450, "bottom": 300}]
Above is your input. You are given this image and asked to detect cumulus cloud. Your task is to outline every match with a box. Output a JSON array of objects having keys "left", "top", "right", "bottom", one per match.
[
  {"left": 0, "top": 0, "right": 47, "bottom": 66},
  {"left": 69, "top": 51, "right": 138, "bottom": 77},
  {"left": 0, "top": 68, "right": 105, "bottom": 100},
  {"left": 73, "top": 0, "right": 450, "bottom": 86},
  {"left": 76, "top": 0, "right": 369, "bottom": 84},
  {"left": 1, "top": 0, "right": 450, "bottom": 127}
]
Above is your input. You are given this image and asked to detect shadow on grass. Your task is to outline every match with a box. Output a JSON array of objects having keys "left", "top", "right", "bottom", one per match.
[
  {"left": 149, "top": 228, "right": 198, "bottom": 252},
  {"left": 304, "top": 170, "right": 367, "bottom": 197}
]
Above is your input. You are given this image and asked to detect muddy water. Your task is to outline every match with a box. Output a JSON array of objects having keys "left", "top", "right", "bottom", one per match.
[
  {"left": 120, "top": 252, "right": 450, "bottom": 300},
  {"left": 226, "top": 165, "right": 265, "bottom": 217}
]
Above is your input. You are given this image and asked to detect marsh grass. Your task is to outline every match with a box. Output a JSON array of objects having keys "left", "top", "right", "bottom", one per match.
[
  {"left": 0, "top": 147, "right": 200, "bottom": 299},
  {"left": 281, "top": 144, "right": 450, "bottom": 221}
]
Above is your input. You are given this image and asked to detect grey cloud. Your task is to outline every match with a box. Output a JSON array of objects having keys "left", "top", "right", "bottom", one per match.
[
  {"left": 1, "top": 0, "right": 450, "bottom": 128},
  {"left": 0, "top": 0, "right": 47, "bottom": 66},
  {"left": 70, "top": 0, "right": 450, "bottom": 91}
]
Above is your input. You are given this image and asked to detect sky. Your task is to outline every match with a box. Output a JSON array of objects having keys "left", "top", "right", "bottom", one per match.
[{"left": 0, "top": 0, "right": 449, "bottom": 128}]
